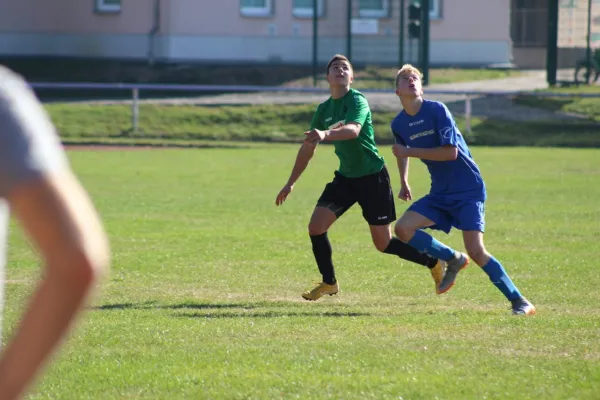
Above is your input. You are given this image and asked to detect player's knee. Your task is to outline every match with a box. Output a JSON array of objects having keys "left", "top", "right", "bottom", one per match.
[
  {"left": 308, "top": 223, "right": 327, "bottom": 236},
  {"left": 466, "top": 246, "right": 488, "bottom": 265},
  {"left": 394, "top": 223, "right": 414, "bottom": 243},
  {"left": 373, "top": 238, "right": 389, "bottom": 253},
  {"left": 50, "top": 244, "right": 109, "bottom": 295}
]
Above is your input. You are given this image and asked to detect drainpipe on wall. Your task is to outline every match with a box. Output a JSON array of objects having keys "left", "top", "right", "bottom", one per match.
[{"left": 148, "top": 0, "right": 161, "bottom": 65}]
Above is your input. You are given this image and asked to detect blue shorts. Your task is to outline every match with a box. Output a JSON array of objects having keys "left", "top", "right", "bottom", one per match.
[{"left": 408, "top": 195, "right": 485, "bottom": 234}]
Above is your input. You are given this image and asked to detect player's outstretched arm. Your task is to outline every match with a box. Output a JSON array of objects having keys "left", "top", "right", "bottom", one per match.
[
  {"left": 304, "top": 122, "right": 361, "bottom": 142},
  {"left": 275, "top": 141, "right": 317, "bottom": 206},
  {"left": 0, "top": 170, "right": 110, "bottom": 400},
  {"left": 393, "top": 143, "right": 457, "bottom": 161}
]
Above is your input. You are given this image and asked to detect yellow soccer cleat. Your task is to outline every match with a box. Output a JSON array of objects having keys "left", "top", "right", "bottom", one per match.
[
  {"left": 430, "top": 259, "right": 447, "bottom": 294},
  {"left": 301, "top": 281, "right": 339, "bottom": 301},
  {"left": 438, "top": 252, "right": 470, "bottom": 294}
]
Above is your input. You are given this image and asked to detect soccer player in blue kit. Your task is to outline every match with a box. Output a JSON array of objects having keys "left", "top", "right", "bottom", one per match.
[{"left": 390, "top": 64, "right": 535, "bottom": 315}]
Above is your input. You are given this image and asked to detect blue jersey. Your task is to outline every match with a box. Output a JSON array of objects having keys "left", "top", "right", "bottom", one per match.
[{"left": 391, "top": 100, "right": 486, "bottom": 201}]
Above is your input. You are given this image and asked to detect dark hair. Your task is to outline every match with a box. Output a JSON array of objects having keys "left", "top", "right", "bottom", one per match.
[{"left": 326, "top": 54, "right": 352, "bottom": 75}]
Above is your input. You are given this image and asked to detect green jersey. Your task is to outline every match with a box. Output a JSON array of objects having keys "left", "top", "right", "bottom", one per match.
[{"left": 310, "top": 89, "right": 385, "bottom": 178}]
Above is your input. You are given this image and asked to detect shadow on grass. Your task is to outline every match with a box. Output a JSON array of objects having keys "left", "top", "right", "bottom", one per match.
[
  {"left": 95, "top": 301, "right": 253, "bottom": 311},
  {"left": 174, "top": 310, "right": 370, "bottom": 319},
  {"left": 94, "top": 301, "right": 372, "bottom": 318},
  {"left": 514, "top": 95, "right": 574, "bottom": 112},
  {"left": 63, "top": 140, "right": 256, "bottom": 150},
  {"left": 96, "top": 300, "right": 265, "bottom": 311},
  {"left": 463, "top": 118, "right": 600, "bottom": 147}
]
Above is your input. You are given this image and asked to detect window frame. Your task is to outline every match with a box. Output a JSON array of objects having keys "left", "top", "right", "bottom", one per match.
[
  {"left": 240, "top": 0, "right": 274, "bottom": 17},
  {"left": 292, "top": 0, "right": 325, "bottom": 18},
  {"left": 94, "top": 0, "right": 121, "bottom": 14},
  {"left": 358, "top": 0, "right": 390, "bottom": 19},
  {"left": 429, "top": 0, "right": 442, "bottom": 20}
]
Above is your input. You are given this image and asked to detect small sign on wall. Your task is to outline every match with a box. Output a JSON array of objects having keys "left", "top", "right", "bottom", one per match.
[{"left": 351, "top": 18, "right": 379, "bottom": 35}]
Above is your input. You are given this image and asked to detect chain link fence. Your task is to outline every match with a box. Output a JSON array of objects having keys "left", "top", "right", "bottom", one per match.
[
  {"left": 557, "top": 0, "right": 599, "bottom": 84},
  {"left": 310, "top": 0, "right": 429, "bottom": 86},
  {"left": 345, "top": 0, "right": 419, "bottom": 67}
]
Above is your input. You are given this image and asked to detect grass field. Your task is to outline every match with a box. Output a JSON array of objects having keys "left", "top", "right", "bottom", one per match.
[
  {"left": 515, "top": 86, "right": 600, "bottom": 122},
  {"left": 4, "top": 145, "right": 600, "bottom": 399},
  {"left": 46, "top": 102, "right": 600, "bottom": 148}
]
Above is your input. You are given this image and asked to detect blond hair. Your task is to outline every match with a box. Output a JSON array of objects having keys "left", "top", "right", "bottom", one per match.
[
  {"left": 395, "top": 64, "right": 423, "bottom": 87},
  {"left": 326, "top": 54, "right": 353, "bottom": 75}
]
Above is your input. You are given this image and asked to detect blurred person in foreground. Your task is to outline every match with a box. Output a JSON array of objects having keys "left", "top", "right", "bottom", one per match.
[{"left": 0, "top": 66, "right": 110, "bottom": 399}]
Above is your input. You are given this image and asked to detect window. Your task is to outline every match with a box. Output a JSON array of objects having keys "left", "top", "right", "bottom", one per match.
[
  {"left": 358, "top": 0, "right": 390, "bottom": 18},
  {"left": 293, "top": 0, "right": 325, "bottom": 18},
  {"left": 411, "top": 0, "right": 442, "bottom": 19},
  {"left": 95, "top": 0, "right": 121, "bottom": 13},
  {"left": 240, "top": 0, "right": 273, "bottom": 17},
  {"left": 559, "top": 0, "right": 576, "bottom": 7},
  {"left": 429, "top": 0, "right": 441, "bottom": 19},
  {"left": 510, "top": 3, "right": 548, "bottom": 47}
]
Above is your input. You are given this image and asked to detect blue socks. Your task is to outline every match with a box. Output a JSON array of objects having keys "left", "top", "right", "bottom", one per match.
[
  {"left": 408, "top": 230, "right": 456, "bottom": 261},
  {"left": 408, "top": 230, "right": 522, "bottom": 301},
  {"left": 482, "top": 256, "right": 522, "bottom": 301}
]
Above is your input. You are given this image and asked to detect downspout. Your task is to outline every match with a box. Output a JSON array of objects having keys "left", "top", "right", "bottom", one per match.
[{"left": 148, "top": 0, "right": 160, "bottom": 65}]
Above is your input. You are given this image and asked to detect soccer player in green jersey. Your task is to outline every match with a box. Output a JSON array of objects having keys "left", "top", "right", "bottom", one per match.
[{"left": 275, "top": 54, "right": 445, "bottom": 301}]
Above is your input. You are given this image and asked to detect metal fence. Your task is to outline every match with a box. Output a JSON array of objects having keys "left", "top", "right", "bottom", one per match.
[
  {"left": 31, "top": 82, "right": 600, "bottom": 136},
  {"left": 511, "top": 7, "right": 549, "bottom": 47},
  {"left": 311, "top": 0, "right": 420, "bottom": 66},
  {"left": 553, "top": 0, "right": 599, "bottom": 83},
  {"left": 309, "top": 0, "right": 430, "bottom": 85}
]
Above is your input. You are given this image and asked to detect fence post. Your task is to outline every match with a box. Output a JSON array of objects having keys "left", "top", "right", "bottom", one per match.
[
  {"left": 312, "top": 1, "right": 318, "bottom": 87},
  {"left": 132, "top": 88, "right": 139, "bottom": 133},
  {"left": 346, "top": 0, "right": 352, "bottom": 61},
  {"left": 586, "top": 0, "right": 593, "bottom": 83},
  {"left": 420, "top": 0, "right": 430, "bottom": 85},
  {"left": 399, "top": 0, "right": 405, "bottom": 67},
  {"left": 464, "top": 95, "right": 472, "bottom": 136},
  {"left": 546, "top": 0, "right": 559, "bottom": 86}
]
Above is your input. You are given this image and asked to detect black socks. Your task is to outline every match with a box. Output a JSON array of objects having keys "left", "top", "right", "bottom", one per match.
[
  {"left": 383, "top": 237, "right": 438, "bottom": 268},
  {"left": 310, "top": 232, "right": 336, "bottom": 284}
]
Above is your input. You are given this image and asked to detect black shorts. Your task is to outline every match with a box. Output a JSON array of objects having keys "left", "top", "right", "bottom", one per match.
[{"left": 317, "top": 166, "right": 396, "bottom": 226}]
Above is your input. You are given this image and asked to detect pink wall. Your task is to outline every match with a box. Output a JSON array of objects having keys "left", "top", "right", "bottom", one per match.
[
  {"left": 0, "top": 0, "right": 510, "bottom": 41},
  {"left": 430, "top": 0, "right": 510, "bottom": 40},
  {"left": 0, "top": 0, "right": 154, "bottom": 34},
  {"left": 167, "top": 0, "right": 509, "bottom": 40}
]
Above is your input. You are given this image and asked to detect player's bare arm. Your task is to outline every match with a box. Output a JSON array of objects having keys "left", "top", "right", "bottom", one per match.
[
  {"left": 396, "top": 155, "right": 412, "bottom": 201},
  {"left": 0, "top": 170, "right": 109, "bottom": 400},
  {"left": 393, "top": 143, "right": 458, "bottom": 162},
  {"left": 304, "top": 122, "right": 361, "bottom": 142},
  {"left": 275, "top": 141, "right": 317, "bottom": 206}
]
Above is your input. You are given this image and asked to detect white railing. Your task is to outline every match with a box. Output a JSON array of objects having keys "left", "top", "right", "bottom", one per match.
[{"left": 30, "top": 82, "right": 600, "bottom": 135}]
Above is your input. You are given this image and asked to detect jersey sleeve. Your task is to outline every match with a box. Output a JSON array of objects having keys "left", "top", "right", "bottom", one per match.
[
  {"left": 345, "top": 92, "right": 369, "bottom": 126},
  {"left": 390, "top": 118, "right": 406, "bottom": 145},
  {"left": 309, "top": 103, "right": 323, "bottom": 130},
  {"left": 0, "top": 69, "right": 68, "bottom": 199},
  {"left": 435, "top": 102, "right": 460, "bottom": 147}
]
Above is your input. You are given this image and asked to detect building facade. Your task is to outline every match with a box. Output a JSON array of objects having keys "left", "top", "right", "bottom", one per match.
[{"left": 0, "top": 0, "right": 512, "bottom": 67}]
